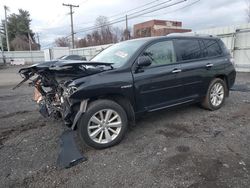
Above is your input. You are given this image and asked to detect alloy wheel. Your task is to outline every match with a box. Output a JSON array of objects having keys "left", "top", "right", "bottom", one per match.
[
  {"left": 210, "top": 82, "right": 225, "bottom": 107},
  {"left": 87, "top": 109, "right": 122, "bottom": 144}
]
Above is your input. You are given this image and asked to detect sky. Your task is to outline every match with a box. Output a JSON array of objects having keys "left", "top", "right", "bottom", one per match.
[{"left": 0, "top": 0, "right": 248, "bottom": 48}]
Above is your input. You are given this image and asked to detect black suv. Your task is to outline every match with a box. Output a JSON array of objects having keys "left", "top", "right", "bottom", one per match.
[{"left": 18, "top": 35, "right": 236, "bottom": 149}]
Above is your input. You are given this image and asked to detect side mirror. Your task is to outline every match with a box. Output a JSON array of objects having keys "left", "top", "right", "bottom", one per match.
[
  {"left": 137, "top": 56, "right": 152, "bottom": 67},
  {"left": 135, "top": 56, "right": 152, "bottom": 73}
]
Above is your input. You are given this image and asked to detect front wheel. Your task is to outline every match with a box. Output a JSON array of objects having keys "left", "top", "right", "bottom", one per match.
[
  {"left": 202, "top": 78, "right": 227, "bottom": 110},
  {"left": 78, "top": 99, "right": 128, "bottom": 149}
]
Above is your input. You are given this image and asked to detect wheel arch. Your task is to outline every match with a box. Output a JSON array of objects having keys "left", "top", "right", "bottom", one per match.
[
  {"left": 214, "top": 74, "right": 229, "bottom": 96},
  {"left": 88, "top": 94, "right": 136, "bottom": 126}
]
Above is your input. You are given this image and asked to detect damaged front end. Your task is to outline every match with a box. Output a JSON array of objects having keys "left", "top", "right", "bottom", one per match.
[{"left": 14, "top": 60, "right": 113, "bottom": 129}]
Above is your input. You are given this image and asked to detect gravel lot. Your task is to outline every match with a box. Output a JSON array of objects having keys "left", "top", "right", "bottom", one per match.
[{"left": 0, "top": 66, "right": 250, "bottom": 188}]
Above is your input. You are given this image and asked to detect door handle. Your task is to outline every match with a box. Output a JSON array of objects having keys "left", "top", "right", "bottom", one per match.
[
  {"left": 206, "top": 63, "right": 214, "bottom": 68},
  {"left": 172, "top": 69, "right": 182, "bottom": 73}
]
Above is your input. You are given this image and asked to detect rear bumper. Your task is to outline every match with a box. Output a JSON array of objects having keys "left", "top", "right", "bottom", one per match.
[{"left": 227, "top": 70, "right": 236, "bottom": 89}]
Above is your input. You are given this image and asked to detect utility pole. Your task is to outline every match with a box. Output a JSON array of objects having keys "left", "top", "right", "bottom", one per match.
[
  {"left": 62, "top": 3, "right": 79, "bottom": 49},
  {"left": 4, "top": 5, "right": 10, "bottom": 51},
  {"left": 0, "top": 34, "right": 3, "bottom": 51},
  {"left": 28, "top": 32, "right": 34, "bottom": 63},
  {"left": 125, "top": 15, "right": 129, "bottom": 40},
  {"left": 36, "top": 33, "right": 40, "bottom": 49},
  {"left": 28, "top": 32, "right": 32, "bottom": 51},
  {"left": 0, "top": 34, "right": 5, "bottom": 64}
]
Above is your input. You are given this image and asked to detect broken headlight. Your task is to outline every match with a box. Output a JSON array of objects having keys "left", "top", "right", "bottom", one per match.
[{"left": 64, "top": 86, "right": 78, "bottom": 97}]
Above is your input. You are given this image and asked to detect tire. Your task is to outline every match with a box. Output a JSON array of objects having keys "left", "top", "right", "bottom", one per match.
[
  {"left": 78, "top": 99, "right": 128, "bottom": 149},
  {"left": 201, "top": 78, "right": 227, "bottom": 111}
]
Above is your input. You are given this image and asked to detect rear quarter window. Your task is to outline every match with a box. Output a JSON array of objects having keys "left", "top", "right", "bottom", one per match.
[
  {"left": 202, "top": 39, "right": 223, "bottom": 57},
  {"left": 175, "top": 39, "right": 202, "bottom": 61},
  {"left": 217, "top": 39, "right": 230, "bottom": 55}
]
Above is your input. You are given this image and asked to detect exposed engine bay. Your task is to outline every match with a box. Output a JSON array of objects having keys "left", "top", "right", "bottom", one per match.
[{"left": 14, "top": 60, "right": 113, "bottom": 129}]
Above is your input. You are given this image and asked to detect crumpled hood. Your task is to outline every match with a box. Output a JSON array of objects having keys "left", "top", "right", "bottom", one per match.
[
  {"left": 19, "top": 60, "right": 113, "bottom": 73},
  {"left": 14, "top": 60, "right": 113, "bottom": 89}
]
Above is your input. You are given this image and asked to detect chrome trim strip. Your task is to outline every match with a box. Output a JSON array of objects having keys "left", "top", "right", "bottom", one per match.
[{"left": 148, "top": 99, "right": 194, "bottom": 112}]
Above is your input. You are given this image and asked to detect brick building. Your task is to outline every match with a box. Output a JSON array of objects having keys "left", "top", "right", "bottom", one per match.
[{"left": 134, "top": 19, "right": 191, "bottom": 38}]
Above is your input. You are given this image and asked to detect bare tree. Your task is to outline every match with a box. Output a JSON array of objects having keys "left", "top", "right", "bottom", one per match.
[
  {"left": 123, "top": 28, "right": 132, "bottom": 41},
  {"left": 54, "top": 37, "right": 70, "bottom": 47},
  {"left": 112, "top": 27, "right": 123, "bottom": 43},
  {"left": 10, "top": 34, "right": 39, "bottom": 51},
  {"left": 76, "top": 38, "right": 87, "bottom": 48},
  {"left": 86, "top": 34, "right": 93, "bottom": 46},
  {"left": 95, "top": 16, "right": 114, "bottom": 44},
  {"left": 92, "top": 30, "right": 102, "bottom": 45},
  {"left": 11, "top": 35, "right": 29, "bottom": 50},
  {"left": 75, "top": 16, "right": 129, "bottom": 48}
]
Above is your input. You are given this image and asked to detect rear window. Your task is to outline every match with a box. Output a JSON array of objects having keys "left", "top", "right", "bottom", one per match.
[
  {"left": 175, "top": 39, "right": 202, "bottom": 61},
  {"left": 202, "top": 39, "right": 223, "bottom": 57}
]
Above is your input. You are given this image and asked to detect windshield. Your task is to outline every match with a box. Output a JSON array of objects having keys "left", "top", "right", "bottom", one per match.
[{"left": 91, "top": 39, "right": 147, "bottom": 68}]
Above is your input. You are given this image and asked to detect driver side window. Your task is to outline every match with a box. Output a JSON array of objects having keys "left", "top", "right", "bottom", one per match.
[{"left": 143, "top": 40, "right": 176, "bottom": 66}]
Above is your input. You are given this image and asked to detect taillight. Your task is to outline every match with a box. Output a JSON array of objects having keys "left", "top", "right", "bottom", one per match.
[{"left": 229, "top": 57, "right": 235, "bottom": 65}]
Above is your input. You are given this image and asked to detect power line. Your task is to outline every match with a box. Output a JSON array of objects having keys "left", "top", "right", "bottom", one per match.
[
  {"left": 41, "top": 0, "right": 174, "bottom": 46},
  {"left": 41, "top": 0, "right": 196, "bottom": 36},
  {"left": 140, "top": 0, "right": 201, "bottom": 17},
  {"left": 79, "top": 0, "right": 89, "bottom": 6},
  {"left": 121, "top": 0, "right": 172, "bottom": 18},
  {"left": 76, "top": 0, "right": 165, "bottom": 26},
  {"left": 75, "top": 0, "right": 186, "bottom": 34},
  {"left": 108, "top": 0, "right": 162, "bottom": 18},
  {"left": 62, "top": 3, "right": 79, "bottom": 49},
  {"left": 44, "top": 0, "right": 184, "bottom": 46},
  {"left": 43, "top": 0, "right": 195, "bottom": 48},
  {"left": 76, "top": 0, "right": 172, "bottom": 32},
  {"left": 41, "top": 33, "right": 71, "bottom": 48}
]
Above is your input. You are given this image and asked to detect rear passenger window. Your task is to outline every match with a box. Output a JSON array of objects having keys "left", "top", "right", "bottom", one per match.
[
  {"left": 143, "top": 41, "right": 176, "bottom": 66},
  {"left": 202, "top": 39, "right": 222, "bottom": 57},
  {"left": 68, "top": 55, "right": 81, "bottom": 60},
  {"left": 175, "top": 39, "right": 202, "bottom": 61}
]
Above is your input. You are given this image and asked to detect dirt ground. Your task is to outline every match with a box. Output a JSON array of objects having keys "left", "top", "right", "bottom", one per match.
[{"left": 0, "top": 66, "right": 250, "bottom": 188}]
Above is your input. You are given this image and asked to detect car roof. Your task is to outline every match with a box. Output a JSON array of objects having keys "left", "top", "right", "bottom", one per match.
[
  {"left": 166, "top": 32, "right": 218, "bottom": 38},
  {"left": 127, "top": 34, "right": 219, "bottom": 43}
]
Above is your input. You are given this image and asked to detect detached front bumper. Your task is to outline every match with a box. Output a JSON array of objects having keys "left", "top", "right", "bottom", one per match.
[{"left": 62, "top": 95, "right": 88, "bottom": 130}]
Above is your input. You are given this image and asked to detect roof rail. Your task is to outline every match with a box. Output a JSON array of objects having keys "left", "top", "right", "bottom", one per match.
[{"left": 167, "top": 32, "right": 215, "bottom": 37}]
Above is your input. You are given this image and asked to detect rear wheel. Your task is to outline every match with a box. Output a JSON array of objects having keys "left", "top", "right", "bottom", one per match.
[
  {"left": 78, "top": 99, "right": 128, "bottom": 149},
  {"left": 202, "top": 78, "right": 227, "bottom": 110}
]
